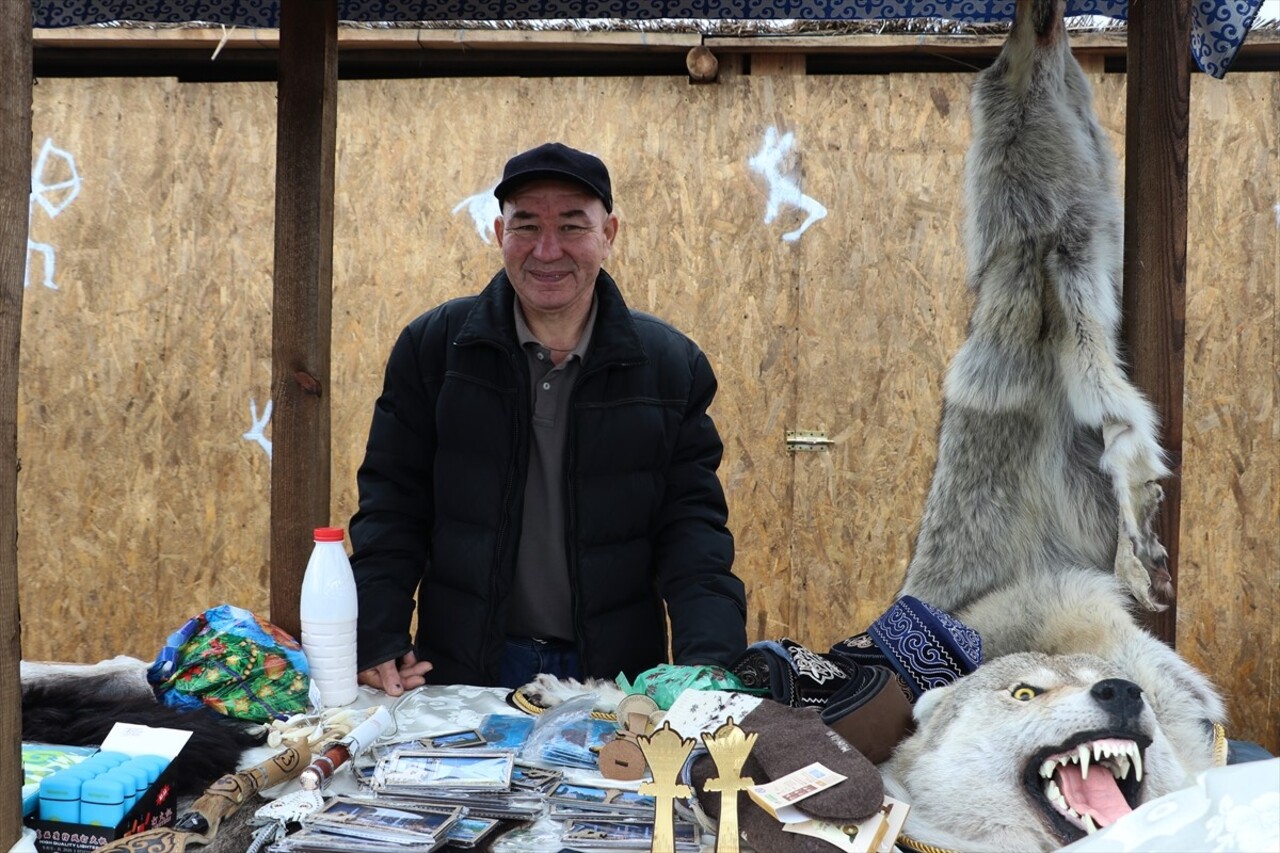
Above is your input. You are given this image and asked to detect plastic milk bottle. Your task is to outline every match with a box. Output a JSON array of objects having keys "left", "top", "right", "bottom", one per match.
[{"left": 300, "top": 527, "right": 359, "bottom": 707}]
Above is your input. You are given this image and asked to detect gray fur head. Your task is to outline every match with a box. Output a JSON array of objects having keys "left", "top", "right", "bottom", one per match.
[{"left": 883, "top": 652, "right": 1189, "bottom": 851}]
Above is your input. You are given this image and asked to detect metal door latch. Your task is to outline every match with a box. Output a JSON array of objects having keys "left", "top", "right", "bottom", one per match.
[{"left": 786, "top": 430, "right": 834, "bottom": 452}]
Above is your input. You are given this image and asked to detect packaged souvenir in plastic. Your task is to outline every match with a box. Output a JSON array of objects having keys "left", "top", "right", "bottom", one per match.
[{"left": 147, "top": 604, "right": 310, "bottom": 721}]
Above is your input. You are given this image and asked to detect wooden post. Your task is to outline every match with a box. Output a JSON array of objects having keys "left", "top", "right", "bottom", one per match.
[
  {"left": 271, "top": 0, "right": 338, "bottom": 640},
  {"left": 1122, "top": 0, "right": 1191, "bottom": 645},
  {"left": 0, "top": 2, "right": 32, "bottom": 845}
]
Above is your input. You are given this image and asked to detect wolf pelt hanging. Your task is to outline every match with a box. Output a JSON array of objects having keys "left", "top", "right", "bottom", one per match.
[{"left": 884, "top": 1, "right": 1227, "bottom": 849}]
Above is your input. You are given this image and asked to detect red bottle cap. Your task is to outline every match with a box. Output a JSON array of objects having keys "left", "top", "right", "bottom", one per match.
[{"left": 313, "top": 527, "right": 345, "bottom": 542}]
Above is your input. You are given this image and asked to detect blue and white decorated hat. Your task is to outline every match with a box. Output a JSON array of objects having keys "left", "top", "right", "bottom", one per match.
[{"left": 854, "top": 596, "right": 983, "bottom": 699}]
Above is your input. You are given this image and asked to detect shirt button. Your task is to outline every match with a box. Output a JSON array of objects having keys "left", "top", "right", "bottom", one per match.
[
  {"left": 536, "top": 352, "right": 545, "bottom": 360},
  {"left": 542, "top": 382, "right": 551, "bottom": 390}
]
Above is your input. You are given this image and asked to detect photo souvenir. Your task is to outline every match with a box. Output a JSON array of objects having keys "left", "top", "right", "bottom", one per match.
[
  {"left": 372, "top": 749, "right": 514, "bottom": 792},
  {"left": 421, "top": 729, "right": 487, "bottom": 749},
  {"left": 561, "top": 818, "right": 701, "bottom": 851},
  {"left": 443, "top": 815, "right": 502, "bottom": 848},
  {"left": 304, "top": 795, "right": 462, "bottom": 845}
]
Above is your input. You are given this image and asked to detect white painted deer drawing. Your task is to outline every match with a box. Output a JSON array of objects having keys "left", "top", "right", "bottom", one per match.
[
  {"left": 748, "top": 127, "right": 827, "bottom": 242},
  {"left": 452, "top": 183, "right": 501, "bottom": 244}
]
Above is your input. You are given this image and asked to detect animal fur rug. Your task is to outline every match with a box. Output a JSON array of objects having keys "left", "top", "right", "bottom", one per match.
[
  {"left": 881, "top": 1, "right": 1227, "bottom": 849},
  {"left": 22, "top": 672, "right": 265, "bottom": 796}
]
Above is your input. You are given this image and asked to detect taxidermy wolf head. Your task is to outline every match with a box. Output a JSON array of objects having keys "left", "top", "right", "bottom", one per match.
[{"left": 882, "top": 652, "right": 1189, "bottom": 851}]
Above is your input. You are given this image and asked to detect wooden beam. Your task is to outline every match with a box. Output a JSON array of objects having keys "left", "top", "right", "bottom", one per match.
[
  {"left": 749, "top": 53, "right": 806, "bottom": 75},
  {"left": 31, "top": 25, "right": 701, "bottom": 51},
  {"left": 1122, "top": 0, "right": 1191, "bottom": 645},
  {"left": 271, "top": 0, "right": 338, "bottom": 640},
  {"left": 0, "top": 2, "right": 32, "bottom": 846}
]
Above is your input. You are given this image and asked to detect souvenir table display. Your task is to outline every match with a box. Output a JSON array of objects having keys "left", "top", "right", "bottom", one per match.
[
  {"left": 23, "top": 599, "right": 963, "bottom": 852},
  {"left": 224, "top": 672, "right": 908, "bottom": 853}
]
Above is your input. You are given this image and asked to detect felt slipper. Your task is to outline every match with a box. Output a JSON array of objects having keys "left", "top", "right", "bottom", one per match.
[{"left": 737, "top": 698, "right": 883, "bottom": 822}]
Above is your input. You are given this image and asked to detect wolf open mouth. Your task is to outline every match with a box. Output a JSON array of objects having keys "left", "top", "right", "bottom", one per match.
[{"left": 1024, "top": 731, "right": 1151, "bottom": 841}]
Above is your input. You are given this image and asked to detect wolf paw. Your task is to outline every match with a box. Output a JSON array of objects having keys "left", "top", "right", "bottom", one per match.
[
  {"left": 1115, "top": 480, "right": 1171, "bottom": 611},
  {"left": 1115, "top": 536, "right": 1167, "bottom": 612}
]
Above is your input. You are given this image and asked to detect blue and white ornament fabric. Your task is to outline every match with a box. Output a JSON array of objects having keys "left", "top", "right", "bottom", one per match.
[
  {"left": 32, "top": 1, "right": 1266, "bottom": 78},
  {"left": 864, "top": 594, "right": 984, "bottom": 698}
]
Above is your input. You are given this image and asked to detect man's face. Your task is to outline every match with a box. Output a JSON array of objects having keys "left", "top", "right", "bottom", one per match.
[{"left": 494, "top": 179, "right": 618, "bottom": 320}]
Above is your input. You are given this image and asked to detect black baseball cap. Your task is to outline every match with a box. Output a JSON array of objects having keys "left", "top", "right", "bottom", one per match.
[{"left": 494, "top": 142, "right": 613, "bottom": 213}]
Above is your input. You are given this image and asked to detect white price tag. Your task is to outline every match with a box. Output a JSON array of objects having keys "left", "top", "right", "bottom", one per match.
[{"left": 100, "top": 722, "right": 193, "bottom": 760}]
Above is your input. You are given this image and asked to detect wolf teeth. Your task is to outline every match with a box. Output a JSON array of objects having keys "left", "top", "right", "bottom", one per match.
[
  {"left": 1038, "top": 738, "right": 1143, "bottom": 783},
  {"left": 1040, "top": 778, "right": 1099, "bottom": 834}
]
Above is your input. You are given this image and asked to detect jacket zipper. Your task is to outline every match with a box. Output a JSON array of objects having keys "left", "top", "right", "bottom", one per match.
[
  {"left": 563, "top": 357, "right": 641, "bottom": 675},
  {"left": 564, "top": 375, "right": 583, "bottom": 672},
  {"left": 460, "top": 337, "right": 527, "bottom": 681}
]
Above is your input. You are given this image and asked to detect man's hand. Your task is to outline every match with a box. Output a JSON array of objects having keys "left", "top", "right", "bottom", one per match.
[{"left": 358, "top": 651, "right": 433, "bottom": 697}]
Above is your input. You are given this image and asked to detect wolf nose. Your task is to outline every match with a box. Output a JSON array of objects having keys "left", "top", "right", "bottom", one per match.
[{"left": 1091, "top": 678, "right": 1145, "bottom": 721}]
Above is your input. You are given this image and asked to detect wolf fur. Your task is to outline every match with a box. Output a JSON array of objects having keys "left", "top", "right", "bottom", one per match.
[
  {"left": 883, "top": 652, "right": 1191, "bottom": 850},
  {"left": 516, "top": 672, "right": 628, "bottom": 711},
  {"left": 895, "top": 0, "right": 1227, "bottom": 762},
  {"left": 901, "top": 0, "right": 1170, "bottom": 615},
  {"left": 885, "top": 2, "right": 1226, "bottom": 848}
]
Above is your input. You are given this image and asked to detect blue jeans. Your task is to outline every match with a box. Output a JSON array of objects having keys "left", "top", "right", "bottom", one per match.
[{"left": 499, "top": 637, "right": 583, "bottom": 689}]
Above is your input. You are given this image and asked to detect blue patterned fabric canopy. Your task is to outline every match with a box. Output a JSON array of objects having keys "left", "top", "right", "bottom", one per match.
[{"left": 31, "top": 1, "right": 1265, "bottom": 78}]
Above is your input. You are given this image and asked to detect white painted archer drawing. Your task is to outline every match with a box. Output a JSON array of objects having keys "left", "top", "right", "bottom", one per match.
[
  {"left": 26, "top": 138, "right": 82, "bottom": 290},
  {"left": 452, "top": 183, "right": 501, "bottom": 244},
  {"left": 749, "top": 127, "right": 827, "bottom": 243},
  {"left": 243, "top": 397, "right": 273, "bottom": 459}
]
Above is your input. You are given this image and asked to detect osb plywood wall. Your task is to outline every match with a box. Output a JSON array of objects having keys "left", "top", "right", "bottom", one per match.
[{"left": 19, "top": 67, "right": 1277, "bottom": 751}]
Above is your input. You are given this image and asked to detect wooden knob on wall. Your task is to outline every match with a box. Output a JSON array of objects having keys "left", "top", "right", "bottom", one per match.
[{"left": 686, "top": 46, "right": 719, "bottom": 83}]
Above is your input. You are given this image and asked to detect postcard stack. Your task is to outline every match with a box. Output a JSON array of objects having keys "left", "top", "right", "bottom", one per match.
[
  {"left": 358, "top": 745, "right": 548, "bottom": 823},
  {"left": 268, "top": 711, "right": 706, "bottom": 851},
  {"left": 267, "top": 797, "right": 467, "bottom": 852},
  {"left": 549, "top": 782, "right": 701, "bottom": 851}
]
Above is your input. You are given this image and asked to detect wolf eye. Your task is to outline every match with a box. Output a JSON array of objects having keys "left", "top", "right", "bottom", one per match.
[{"left": 1011, "top": 685, "right": 1040, "bottom": 701}]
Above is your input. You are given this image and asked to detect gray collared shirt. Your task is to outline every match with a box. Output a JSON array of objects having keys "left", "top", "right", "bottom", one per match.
[{"left": 506, "top": 296, "right": 598, "bottom": 642}]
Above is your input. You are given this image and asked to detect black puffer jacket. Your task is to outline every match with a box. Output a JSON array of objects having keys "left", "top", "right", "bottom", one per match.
[{"left": 349, "top": 269, "right": 747, "bottom": 685}]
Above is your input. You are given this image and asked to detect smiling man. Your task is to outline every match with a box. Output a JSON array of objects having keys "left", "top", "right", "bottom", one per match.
[{"left": 349, "top": 142, "right": 747, "bottom": 693}]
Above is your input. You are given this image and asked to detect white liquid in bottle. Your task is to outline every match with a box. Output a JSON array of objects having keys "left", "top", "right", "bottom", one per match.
[{"left": 300, "top": 527, "right": 359, "bottom": 708}]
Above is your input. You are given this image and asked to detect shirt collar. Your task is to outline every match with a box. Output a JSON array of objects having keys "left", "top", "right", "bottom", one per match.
[{"left": 513, "top": 295, "right": 598, "bottom": 362}]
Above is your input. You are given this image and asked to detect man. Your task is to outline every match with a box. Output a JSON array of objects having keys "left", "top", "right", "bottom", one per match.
[{"left": 350, "top": 142, "right": 747, "bottom": 694}]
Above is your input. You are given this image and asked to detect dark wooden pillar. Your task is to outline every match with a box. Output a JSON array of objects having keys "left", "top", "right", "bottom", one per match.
[
  {"left": 1122, "top": 0, "right": 1192, "bottom": 645},
  {"left": 0, "top": 1, "right": 32, "bottom": 845},
  {"left": 271, "top": 0, "right": 339, "bottom": 639}
]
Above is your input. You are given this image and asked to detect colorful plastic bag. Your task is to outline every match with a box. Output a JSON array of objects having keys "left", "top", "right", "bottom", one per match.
[{"left": 147, "top": 604, "right": 310, "bottom": 722}]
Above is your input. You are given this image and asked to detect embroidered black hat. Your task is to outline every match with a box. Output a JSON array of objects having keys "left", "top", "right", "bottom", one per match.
[{"left": 494, "top": 142, "right": 613, "bottom": 212}]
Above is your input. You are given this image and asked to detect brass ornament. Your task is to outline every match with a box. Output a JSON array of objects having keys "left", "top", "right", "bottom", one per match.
[
  {"left": 700, "top": 717, "right": 758, "bottom": 853},
  {"left": 637, "top": 721, "right": 696, "bottom": 853}
]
